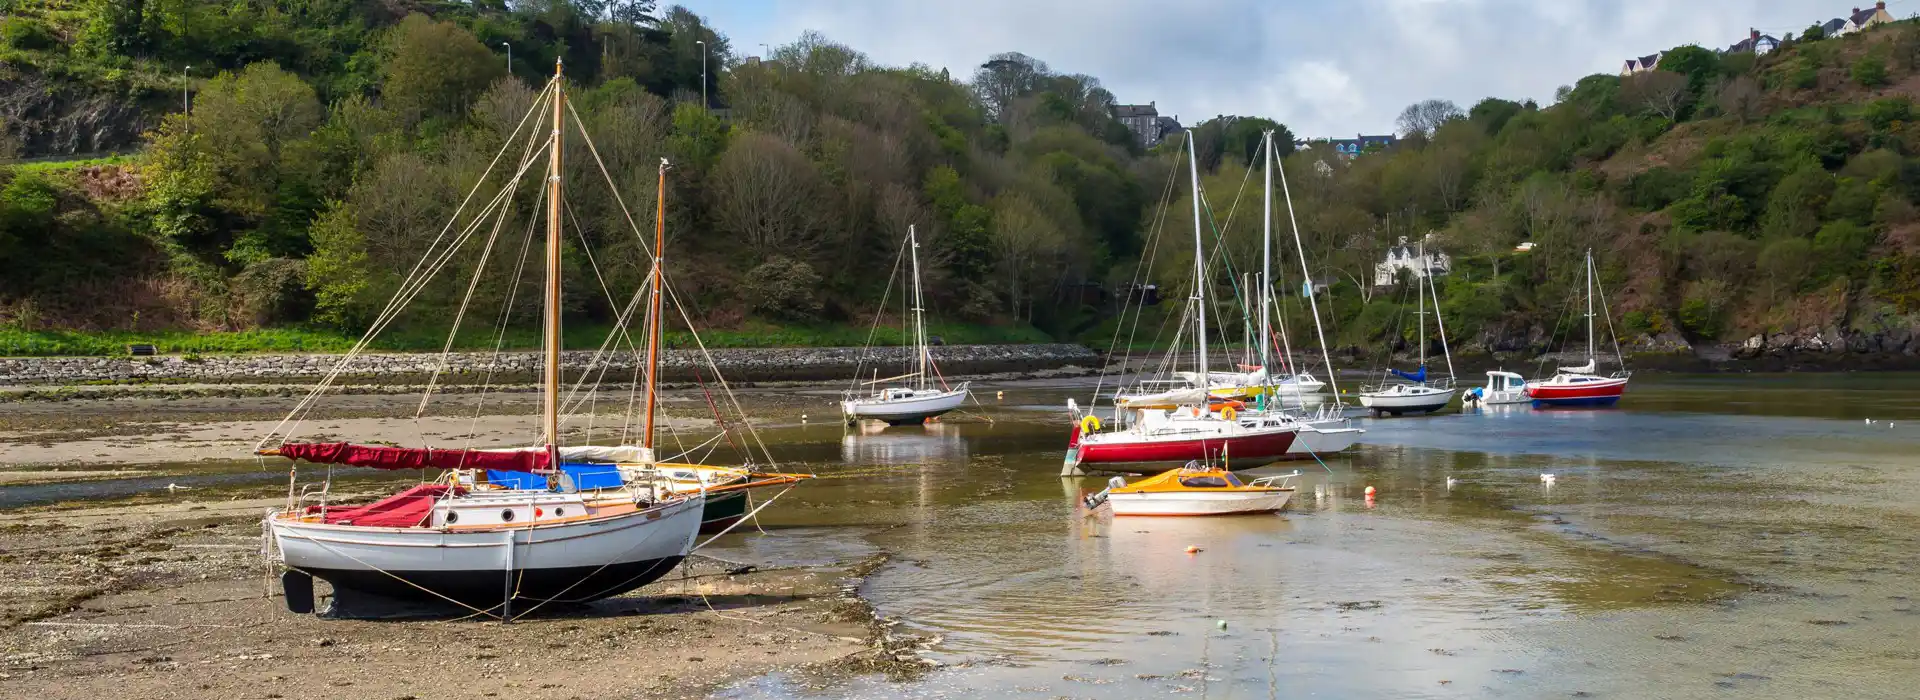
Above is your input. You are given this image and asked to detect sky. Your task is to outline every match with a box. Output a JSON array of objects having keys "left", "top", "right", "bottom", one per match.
[{"left": 674, "top": 0, "right": 1909, "bottom": 137}]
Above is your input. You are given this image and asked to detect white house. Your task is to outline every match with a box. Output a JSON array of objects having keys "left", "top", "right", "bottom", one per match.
[
  {"left": 1373, "top": 235, "right": 1452, "bottom": 287},
  {"left": 1620, "top": 52, "right": 1663, "bottom": 76},
  {"left": 1838, "top": 2, "right": 1895, "bottom": 36},
  {"left": 1727, "top": 29, "right": 1779, "bottom": 55}
]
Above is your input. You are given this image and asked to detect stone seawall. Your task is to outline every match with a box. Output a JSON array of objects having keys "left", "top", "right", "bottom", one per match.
[{"left": 0, "top": 344, "right": 1100, "bottom": 386}]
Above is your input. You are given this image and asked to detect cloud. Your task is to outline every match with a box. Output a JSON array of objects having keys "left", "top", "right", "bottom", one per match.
[{"left": 678, "top": 0, "right": 1849, "bottom": 136}]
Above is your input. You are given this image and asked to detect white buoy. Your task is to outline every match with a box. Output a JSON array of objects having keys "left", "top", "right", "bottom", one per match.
[
  {"left": 801, "top": 414, "right": 808, "bottom": 421},
  {"left": 1540, "top": 474, "right": 1556, "bottom": 484}
]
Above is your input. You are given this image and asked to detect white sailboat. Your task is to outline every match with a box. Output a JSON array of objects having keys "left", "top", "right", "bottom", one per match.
[
  {"left": 842, "top": 225, "right": 969, "bottom": 425},
  {"left": 1244, "top": 130, "right": 1362, "bottom": 457},
  {"left": 1358, "top": 240, "right": 1457, "bottom": 416},
  {"left": 259, "top": 62, "right": 778, "bottom": 618}
]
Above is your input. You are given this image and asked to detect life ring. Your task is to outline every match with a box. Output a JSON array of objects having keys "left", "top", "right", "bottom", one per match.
[
  {"left": 1220, "top": 406, "right": 1238, "bottom": 421},
  {"left": 1080, "top": 414, "right": 1103, "bottom": 433}
]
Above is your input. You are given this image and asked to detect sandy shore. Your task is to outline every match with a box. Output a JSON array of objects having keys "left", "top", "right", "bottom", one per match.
[
  {"left": 0, "top": 495, "right": 914, "bottom": 699},
  {"left": 0, "top": 385, "right": 943, "bottom": 698}
]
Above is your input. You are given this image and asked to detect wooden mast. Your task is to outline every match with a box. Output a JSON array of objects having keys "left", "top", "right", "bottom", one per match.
[
  {"left": 643, "top": 160, "right": 666, "bottom": 453},
  {"left": 542, "top": 59, "right": 565, "bottom": 463}
]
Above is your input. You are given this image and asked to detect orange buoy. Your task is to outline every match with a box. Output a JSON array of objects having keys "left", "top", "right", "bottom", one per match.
[
  {"left": 1364, "top": 485, "right": 1376, "bottom": 496},
  {"left": 1185, "top": 545, "right": 1203, "bottom": 554}
]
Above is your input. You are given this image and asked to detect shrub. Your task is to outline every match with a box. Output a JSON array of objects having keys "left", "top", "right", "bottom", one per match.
[
  {"left": 741, "top": 256, "right": 824, "bottom": 321},
  {"left": 1627, "top": 166, "right": 1690, "bottom": 210},
  {"left": 1790, "top": 59, "right": 1819, "bottom": 89},
  {"left": 1864, "top": 97, "right": 1912, "bottom": 130},
  {"left": 0, "top": 17, "right": 55, "bottom": 51},
  {"left": 1852, "top": 56, "right": 1889, "bottom": 87},
  {"left": 228, "top": 258, "right": 310, "bottom": 327}
]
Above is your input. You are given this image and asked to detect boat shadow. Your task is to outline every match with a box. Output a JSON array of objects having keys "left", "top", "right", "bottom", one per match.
[{"left": 318, "top": 590, "right": 817, "bottom": 621}]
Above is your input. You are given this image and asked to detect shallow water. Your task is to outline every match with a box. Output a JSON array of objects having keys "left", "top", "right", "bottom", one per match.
[
  {"left": 705, "top": 373, "right": 1920, "bottom": 699},
  {"left": 5, "top": 374, "right": 1919, "bottom": 697}
]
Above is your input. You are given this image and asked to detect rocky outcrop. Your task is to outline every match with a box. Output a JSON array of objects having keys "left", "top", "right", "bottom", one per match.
[
  {"left": 1727, "top": 324, "right": 1920, "bottom": 362},
  {"left": 0, "top": 344, "right": 1100, "bottom": 385},
  {"left": 0, "top": 67, "right": 159, "bottom": 158}
]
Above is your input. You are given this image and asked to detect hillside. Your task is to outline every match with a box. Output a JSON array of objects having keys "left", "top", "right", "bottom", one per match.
[
  {"left": 1242, "top": 22, "right": 1920, "bottom": 364},
  {"left": 0, "top": 1, "right": 1158, "bottom": 353},
  {"left": 2, "top": 2, "right": 1919, "bottom": 363}
]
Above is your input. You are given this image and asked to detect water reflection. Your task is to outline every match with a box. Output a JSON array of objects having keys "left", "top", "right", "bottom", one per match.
[
  {"left": 838, "top": 422, "right": 970, "bottom": 465},
  {"left": 718, "top": 373, "right": 1920, "bottom": 699}
]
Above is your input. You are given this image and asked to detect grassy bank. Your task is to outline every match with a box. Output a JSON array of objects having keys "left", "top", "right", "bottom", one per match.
[{"left": 0, "top": 321, "right": 1055, "bottom": 357}]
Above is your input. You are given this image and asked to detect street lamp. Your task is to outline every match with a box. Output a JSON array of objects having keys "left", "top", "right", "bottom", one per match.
[
  {"left": 696, "top": 39, "right": 707, "bottom": 109},
  {"left": 501, "top": 42, "right": 511, "bottom": 72},
  {"left": 182, "top": 66, "right": 191, "bottom": 114}
]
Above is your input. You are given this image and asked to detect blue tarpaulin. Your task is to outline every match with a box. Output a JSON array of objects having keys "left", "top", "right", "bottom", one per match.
[
  {"left": 1390, "top": 366, "right": 1427, "bottom": 383},
  {"left": 486, "top": 463, "right": 625, "bottom": 490}
]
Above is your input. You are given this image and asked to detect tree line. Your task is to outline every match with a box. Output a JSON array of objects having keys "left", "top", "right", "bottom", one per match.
[{"left": 4, "top": 1, "right": 1919, "bottom": 355}]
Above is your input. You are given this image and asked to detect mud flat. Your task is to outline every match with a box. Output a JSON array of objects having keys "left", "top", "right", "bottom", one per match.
[{"left": 0, "top": 493, "right": 909, "bottom": 700}]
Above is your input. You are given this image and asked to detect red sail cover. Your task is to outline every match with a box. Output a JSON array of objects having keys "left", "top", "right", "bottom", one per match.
[{"left": 275, "top": 442, "right": 550, "bottom": 473}]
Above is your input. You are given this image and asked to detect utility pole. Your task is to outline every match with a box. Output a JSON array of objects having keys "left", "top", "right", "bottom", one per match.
[{"left": 696, "top": 39, "right": 708, "bottom": 109}]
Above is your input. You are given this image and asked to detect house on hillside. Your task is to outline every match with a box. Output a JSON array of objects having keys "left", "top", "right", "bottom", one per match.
[
  {"left": 1295, "top": 133, "right": 1397, "bottom": 160},
  {"left": 1113, "top": 103, "right": 1178, "bottom": 149},
  {"left": 1727, "top": 29, "right": 1780, "bottom": 55},
  {"left": 1621, "top": 52, "right": 1663, "bottom": 76},
  {"left": 1839, "top": 2, "right": 1895, "bottom": 35},
  {"left": 1155, "top": 115, "right": 1183, "bottom": 141},
  {"left": 1373, "top": 235, "right": 1451, "bottom": 287},
  {"left": 1819, "top": 17, "right": 1848, "bottom": 37}
]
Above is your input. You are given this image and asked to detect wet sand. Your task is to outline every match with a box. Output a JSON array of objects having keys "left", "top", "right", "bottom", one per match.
[
  {"left": 0, "top": 494, "right": 908, "bottom": 700},
  {"left": 0, "top": 386, "right": 928, "bottom": 698}
]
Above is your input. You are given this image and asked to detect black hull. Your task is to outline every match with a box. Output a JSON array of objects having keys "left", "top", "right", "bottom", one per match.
[
  {"left": 699, "top": 490, "right": 749, "bottom": 533},
  {"left": 302, "top": 555, "right": 684, "bottom": 614}
]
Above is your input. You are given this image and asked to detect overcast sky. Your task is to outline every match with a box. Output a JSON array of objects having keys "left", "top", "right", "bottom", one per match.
[{"left": 676, "top": 0, "right": 1902, "bottom": 137}]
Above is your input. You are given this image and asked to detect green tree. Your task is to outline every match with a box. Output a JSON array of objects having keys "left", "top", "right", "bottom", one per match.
[
  {"left": 304, "top": 200, "right": 369, "bottom": 328},
  {"left": 382, "top": 14, "right": 505, "bottom": 125}
]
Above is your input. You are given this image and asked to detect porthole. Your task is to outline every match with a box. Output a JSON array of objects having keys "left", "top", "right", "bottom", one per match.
[
  {"left": 445, "top": 511, "right": 459, "bottom": 524},
  {"left": 501, "top": 509, "right": 515, "bottom": 522},
  {"left": 554, "top": 507, "right": 564, "bottom": 517}
]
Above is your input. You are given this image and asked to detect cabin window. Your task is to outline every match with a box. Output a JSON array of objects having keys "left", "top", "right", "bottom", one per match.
[
  {"left": 501, "top": 509, "right": 516, "bottom": 522},
  {"left": 444, "top": 511, "right": 458, "bottom": 524},
  {"left": 553, "top": 507, "right": 564, "bottom": 517},
  {"left": 1179, "top": 476, "right": 1231, "bottom": 488}
]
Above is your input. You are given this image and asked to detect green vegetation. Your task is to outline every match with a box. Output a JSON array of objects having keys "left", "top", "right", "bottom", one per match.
[
  {"left": 0, "top": 321, "right": 1050, "bottom": 357},
  {"left": 5, "top": 2, "right": 1920, "bottom": 360}
]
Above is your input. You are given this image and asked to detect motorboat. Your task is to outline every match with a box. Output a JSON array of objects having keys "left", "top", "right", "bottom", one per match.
[
  {"left": 1083, "top": 463, "right": 1299, "bottom": 516},
  {"left": 1464, "top": 370, "right": 1530, "bottom": 405}
]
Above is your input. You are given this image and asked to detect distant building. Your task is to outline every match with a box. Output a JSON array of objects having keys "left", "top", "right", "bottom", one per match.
[
  {"left": 1727, "top": 29, "right": 1779, "bottom": 55},
  {"left": 1113, "top": 102, "right": 1180, "bottom": 148},
  {"left": 1293, "top": 133, "right": 1397, "bottom": 160},
  {"left": 1621, "top": 52, "right": 1664, "bottom": 76},
  {"left": 1819, "top": 17, "right": 1848, "bottom": 37},
  {"left": 1839, "top": 2, "right": 1895, "bottom": 35},
  {"left": 1374, "top": 235, "right": 1451, "bottom": 287}
]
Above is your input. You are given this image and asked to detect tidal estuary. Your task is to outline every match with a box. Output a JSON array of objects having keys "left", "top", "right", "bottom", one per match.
[{"left": 2, "top": 373, "right": 1918, "bottom": 698}]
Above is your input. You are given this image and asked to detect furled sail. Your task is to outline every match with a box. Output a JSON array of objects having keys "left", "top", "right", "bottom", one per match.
[
  {"left": 1559, "top": 359, "right": 1596, "bottom": 374},
  {"left": 269, "top": 442, "right": 550, "bottom": 473},
  {"left": 1390, "top": 366, "right": 1427, "bottom": 383}
]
